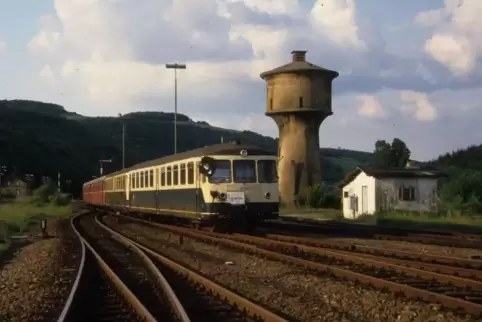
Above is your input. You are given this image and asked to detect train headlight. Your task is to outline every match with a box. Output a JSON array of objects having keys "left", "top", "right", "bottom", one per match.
[
  {"left": 264, "top": 192, "right": 271, "bottom": 200},
  {"left": 219, "top": 192, "right": 226, "bottom": 200}
]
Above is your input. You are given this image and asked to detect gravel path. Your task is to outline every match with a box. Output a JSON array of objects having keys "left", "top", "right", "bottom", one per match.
[
  {"left": 104, "top": 217, "right": 473, "bottom": 322},
  {"left": 0, "top": 219, "right": 81, "bottom": 322}
]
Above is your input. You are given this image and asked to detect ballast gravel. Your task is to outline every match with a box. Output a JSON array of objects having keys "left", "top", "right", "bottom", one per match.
[
  {"left": 104, "top": 216, "right": 473, "bottom": 322},
  {"left": 0, "top": 219, "right": 80, "bottom": 322}
]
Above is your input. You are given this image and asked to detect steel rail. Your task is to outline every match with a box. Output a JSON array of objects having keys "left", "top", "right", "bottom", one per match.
[
  {"left": 119, "top": 216, "right": 482, "bottom": 316},
  {"left": 70, "top": 213, "right": 158, "bottom": 322},
  {"left": 93, "top": 215, "right": 191, "bottom": 322},
  {"left": 99, "top": 214, "right": 288, "bottom": 322},
  {"left": 56, "top": 215, "right": 86, "bottom": 322},
  {"left": 262, "top": 234, "right": 482, "bottom": 270}
]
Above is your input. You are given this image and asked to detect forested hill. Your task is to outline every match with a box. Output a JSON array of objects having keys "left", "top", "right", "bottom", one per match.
[
  {"left": 432, "top": 145, "right": 482, "bottom": 171},
  {"left": 0, "top": 99, "right": 374, "bottom": 196}
]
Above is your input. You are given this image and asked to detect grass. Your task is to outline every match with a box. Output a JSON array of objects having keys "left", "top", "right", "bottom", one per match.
[
  {"left": 0, "top": 197, "right": 73, "bottom": 244},
  {"left": 279, "top": 206, "right": 342, "bottom": 220}
]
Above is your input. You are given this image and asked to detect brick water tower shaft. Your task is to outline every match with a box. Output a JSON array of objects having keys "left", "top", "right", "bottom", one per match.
[{"left": 260, "top": 50, "right": 339, "bottom": 207}]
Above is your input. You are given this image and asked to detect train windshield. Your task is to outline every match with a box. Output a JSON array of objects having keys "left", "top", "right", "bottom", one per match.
[
  {"left": 233, "top": 160, "right": 257, "bottom": 183},
  {"left": 257, "top": 160, "right": 277, "bottom": 183},
  {"left": 209, "top": 160, "right": 231, "bottom": 183}
]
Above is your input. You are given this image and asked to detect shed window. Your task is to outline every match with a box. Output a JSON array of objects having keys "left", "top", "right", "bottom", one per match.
[
  {"left": 343, "top": 191, "right": 349, "bottom": 198},
  {"left": 161, "top": 167, "right": 166, "bottom": 187},
  {"left": 399, "top": 186, "right": 416, "bottom": 201},
  {"left": 187, "top": 162, "right": 194, "bottom": 184},
  {"left": 167, "top": 166, "right": 172, "bottom": 186},
  {"left": 173, "top": 165, "right": 179, "bottom": 185},
  {"left": 149, "top": 170, "right": 154, "bottom": 187}
]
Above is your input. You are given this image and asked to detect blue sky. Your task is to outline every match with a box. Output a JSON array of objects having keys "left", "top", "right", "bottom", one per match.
[{"left": 0, "top": 0, "right": 481, "bottom": 161}]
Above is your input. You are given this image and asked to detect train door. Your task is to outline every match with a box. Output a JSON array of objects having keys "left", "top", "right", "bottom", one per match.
[{"left": 125, "top": 173, "right": 130, "bottom": 208}]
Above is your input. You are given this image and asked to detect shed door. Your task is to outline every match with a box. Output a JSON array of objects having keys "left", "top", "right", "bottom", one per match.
[{"left": 361, "top": 186, "right": 368, "bottom": 214}]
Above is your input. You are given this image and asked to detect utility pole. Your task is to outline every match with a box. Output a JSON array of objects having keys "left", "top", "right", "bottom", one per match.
[
  {"left": 165, "top": 63, "right": 187, "bottom": 154},
  {"left": 119, "top": 114, "right": 125, "bottom": 169},
  {"left": 99, "top": 159, "right": 112, "bottom": 176}
]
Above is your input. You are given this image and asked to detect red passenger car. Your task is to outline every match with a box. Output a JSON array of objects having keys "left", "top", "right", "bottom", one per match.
[{"left": 82, "top": 176, "right": 106, "bottom": 206}]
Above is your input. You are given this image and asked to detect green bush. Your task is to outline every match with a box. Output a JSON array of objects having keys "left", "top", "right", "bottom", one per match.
[{"left": 301, "top": 184, "right": 341, "bottom": 209}]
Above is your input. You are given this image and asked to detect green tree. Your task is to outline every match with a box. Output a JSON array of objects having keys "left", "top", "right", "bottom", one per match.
[{"left": 373, "top": 138, "right": 411, "bottom": 168}]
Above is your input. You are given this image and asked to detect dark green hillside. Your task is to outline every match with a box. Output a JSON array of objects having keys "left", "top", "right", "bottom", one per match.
[
  {"left": 0, "top": 100, "right": 373, "bottom": 196},
  {"left": 432, "top": 145, "right": 482, "bottom": 171}
]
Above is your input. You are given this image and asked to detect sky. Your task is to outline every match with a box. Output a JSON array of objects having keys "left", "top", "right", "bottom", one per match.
[{"left": 0, "top": 0, "right": 481, "bottom": 161}]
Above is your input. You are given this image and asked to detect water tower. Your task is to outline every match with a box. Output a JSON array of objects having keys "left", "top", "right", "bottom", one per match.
[{"left": 260, "top": 50, "right": 339, "bottom": 207}]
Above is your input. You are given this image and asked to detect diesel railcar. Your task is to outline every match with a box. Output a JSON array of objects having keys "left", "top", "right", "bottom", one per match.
[{"left": 82, "top": 141, "right": 279, "bottom": 231}]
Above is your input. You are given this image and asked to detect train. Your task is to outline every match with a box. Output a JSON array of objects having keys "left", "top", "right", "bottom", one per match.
[{"left": 82, "top": 141, "right": 280, "bottom": 231}]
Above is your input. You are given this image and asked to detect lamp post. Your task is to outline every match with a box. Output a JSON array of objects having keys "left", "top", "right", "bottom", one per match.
[
  {"left": 165, "top": 63, "right": 186, "bottom": 154},
  {"left": 119, "top": 113, "right": 125, "bottom": 169},
  {"left": 99, "top": 159, "right": 112, "bottom": 176}
]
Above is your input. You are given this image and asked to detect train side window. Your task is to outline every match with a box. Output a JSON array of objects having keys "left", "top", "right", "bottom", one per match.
[
  {"left": 167, "top": 166, "right": 172, "bottom": 186},
  {"left": 149, "top": 170, "right": 154, "bottom": 188},
  {"left": 180, "top": 163, "right": 186, "bottom": 185},
  {"left": 144, "top": 170, "right": 148, "bottom": 187},
  {"left": 173, "top": 165, "right": 179, "bottom": 185},
  {"left": 155, "top": 169, "right": 159, "bottom": 188},
  {"left": 161, "top": 167, "right": 165, "bottom": 187},
  {"left": 140, "top": 172, "right": 145, "bottom": 188},
  {"left": 187, "top": 162, "right": 194, "bottom": 184}
]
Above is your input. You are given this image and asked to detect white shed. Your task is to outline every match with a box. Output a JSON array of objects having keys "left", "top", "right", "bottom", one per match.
[{"left": 340, "top": 167, "right": 446, "bottom": 219}]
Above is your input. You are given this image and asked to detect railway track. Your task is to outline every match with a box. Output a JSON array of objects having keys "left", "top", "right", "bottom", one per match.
[
  {"left": 116, "top": 215, "right": 482, "bottom": 317},
  {"left": 269, "top": 218, "right": 482, "bottom": 249},
  {"left": 68, "top": 212, "right": 287, "bottom": 322},
  {"left": 260, "top": 234, "right": 482, "bottom": 271}
]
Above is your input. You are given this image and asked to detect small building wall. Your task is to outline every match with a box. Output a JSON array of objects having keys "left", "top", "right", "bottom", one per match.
[
  {"left": 375, "top": 177, "right": 439, "bottom": 213},
  {"left": 342, "top": 171, "right": 376, "bottom": 219}
]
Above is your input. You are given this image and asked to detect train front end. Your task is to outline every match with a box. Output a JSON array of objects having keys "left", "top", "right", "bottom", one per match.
[{"left": 199, "top": 148, "right": 279, "bottom": 230}]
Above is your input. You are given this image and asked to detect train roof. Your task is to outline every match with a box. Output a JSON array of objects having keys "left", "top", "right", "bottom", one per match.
[
  {"left": 83, "top": 175, "right": 107, "bottom": 186},
  {"left": 106, "top": 142, "right": 276, "bottom": 178}
]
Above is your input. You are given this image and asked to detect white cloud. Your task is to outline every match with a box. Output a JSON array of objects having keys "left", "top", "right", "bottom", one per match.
[
  {"left": 27, "top": 0, "right": 372, "bottom": 117},
  {"left": 421, "top": 0, "right": 482, "bottom": 75},
  {"left": 39, "top": 65, "right": 58, "bottom": 89},
  {"left": 356, "top": 95, "right": 387, "bottom": 118},
  {"left": 414, "top": 9, "right": 444, "bottom": 26},
  {"left": 310, "top": 0, "right": 366, "bottom": 50},
  {"left": 400, "top": 91, "right": 437, "bottom": 122}
]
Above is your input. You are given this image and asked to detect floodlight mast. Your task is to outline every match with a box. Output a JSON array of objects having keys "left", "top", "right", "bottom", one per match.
[{"left": 165, "top": 63, "right": 187, "bottom": 154}]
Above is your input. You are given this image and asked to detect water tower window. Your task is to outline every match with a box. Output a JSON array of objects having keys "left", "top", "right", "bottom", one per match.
[
  {"left": 269, "top": 98, "right": 273, "bottom": 110},
  {"left": 299, "top": 96, "right": 303, "bottom": 108}
]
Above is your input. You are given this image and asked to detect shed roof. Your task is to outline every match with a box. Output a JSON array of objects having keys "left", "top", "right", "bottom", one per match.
[{"left": 339, "top": 167, "right": 447, "bottom": 188}]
